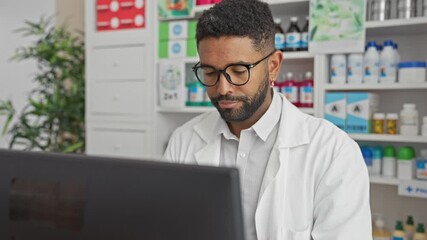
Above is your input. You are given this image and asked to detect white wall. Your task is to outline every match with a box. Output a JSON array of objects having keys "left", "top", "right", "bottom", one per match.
[{"left": 0, "top": 0, "right": 55, "bottom": 148}]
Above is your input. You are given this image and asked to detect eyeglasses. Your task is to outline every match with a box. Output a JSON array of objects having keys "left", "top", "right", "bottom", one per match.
[{"left": 192, "top": 50, "right": 276, "bottom": 87}]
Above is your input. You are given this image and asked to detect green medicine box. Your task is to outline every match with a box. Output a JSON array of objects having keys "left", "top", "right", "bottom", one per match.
[
  {"left": 159, "top": 20, "right": 197, "bottom": 41},
  {"left": 159, "top": 39, "right": 197, "bottom": 59}
]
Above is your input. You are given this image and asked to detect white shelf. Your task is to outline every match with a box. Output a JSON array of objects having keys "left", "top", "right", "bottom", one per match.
[
  {"left": 324, "top": 82, "right": 427, "bottom": 91},
  {"left": 282, "top": 51, "right": 314, "bottom": 60},
  {"left": 268, "top": 0, "right": 309, "bottom": 4},
  {"left": 370, "top": 176, "right": 399, "bottom": 186},
  {"left": 157, "top": 106, "right": 214, "bottom": 113},
  {"left": 349, "top": 134, "right": 427, "bottom": 143},
  {"left": 300, "top": 108, "right": 314, "bottom": 114},
  {"left": 366, "top": 17, "right": 427, "bottom": 36},
  {"left": 194, "top": 4, "right": 214, "bottom": 13}
]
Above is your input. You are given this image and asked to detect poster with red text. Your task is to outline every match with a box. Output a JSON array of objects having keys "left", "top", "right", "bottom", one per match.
[{"left": 96, "top": 0, "right": 146, "bottom": 31}]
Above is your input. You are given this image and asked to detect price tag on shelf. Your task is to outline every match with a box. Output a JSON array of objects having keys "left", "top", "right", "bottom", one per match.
[{"left": 398, "top": 180, "right": 427, "bottom": 199}]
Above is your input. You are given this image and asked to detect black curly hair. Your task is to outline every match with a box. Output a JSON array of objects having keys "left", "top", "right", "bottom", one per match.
[{"left": 196, "top": 0, "right": 275, "bottom": 54}]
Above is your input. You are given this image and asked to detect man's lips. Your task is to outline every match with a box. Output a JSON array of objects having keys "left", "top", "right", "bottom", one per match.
[{"left": 218, "top": 100, "right": 239, "bottom": 109}]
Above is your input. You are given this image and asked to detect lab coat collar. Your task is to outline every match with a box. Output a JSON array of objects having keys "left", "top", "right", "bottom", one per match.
[
  {"left": 275, "top": 94, "right": 310, "bottom": 148},
  {"left": 192, "top": 93, "right": 311, "bottom": 166}
]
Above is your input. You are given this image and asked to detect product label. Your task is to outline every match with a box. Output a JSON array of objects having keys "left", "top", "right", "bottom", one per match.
[
  {"left": 364, "top": 59, "right": 379, "bottom": 83},
  {"left": 392, "top": 237, "right": 404, "bottom": 240},
  {"left": 301, "top": 32, "right": 308, "bottom": 48},
  {"left": 283, "top": 86, "right": 298, "bottom": 103},
  {"left": 331, "top": 59, "right": 346, "bottom": 83},
  {"left": 285, "top": 32, "right": 301, "bottom": 49},
  {"left": 374, "top": 237, "right": 393, "bottom": 240},
  {"left": 379, "top": 59, "right": 396, "bottom": 82},
  {"left": 347, "top": 59, "right": 363, "bottom": 83},
  {"left": 300, "top": 86, "right": 313, "bottom": 104},
  {"left": 275, "top": 33, "right": 285, "bottom": 50}
]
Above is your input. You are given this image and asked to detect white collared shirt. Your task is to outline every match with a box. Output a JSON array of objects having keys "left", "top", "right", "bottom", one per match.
[{"left": 216, "top": 90, "right": 282, "bottom": 240}]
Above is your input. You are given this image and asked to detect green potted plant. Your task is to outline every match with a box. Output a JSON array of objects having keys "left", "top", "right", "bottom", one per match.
[{"left": 0, "top": 17, "right": 85, "bottom": 153}]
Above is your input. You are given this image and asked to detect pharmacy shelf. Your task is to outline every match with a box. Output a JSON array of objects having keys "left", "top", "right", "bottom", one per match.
[
  {"left": 323, "top": 83, "right": 427, "bottom": 91},
  {"left": 366, "top": 17, "right": 427, "bottom": 36},
  {"left": 300, "top": 108, "right": 314, "bottom": 114},
  {"left": 349, "top": 134, "right": 427, "bottom": 143},
  {"left": 282, "top": 51, "right": 314, "bottom": 60},
  {"left": 370, "top": 176, "right": 399, "bottom": 186},
  {"left": 194, "top": 4, "right": 213, "bottom": 13}
]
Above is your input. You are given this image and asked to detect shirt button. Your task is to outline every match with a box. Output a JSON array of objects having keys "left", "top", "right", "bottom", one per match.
[{"left": 239, "top": 152, "right": 246, "bottom": 158}]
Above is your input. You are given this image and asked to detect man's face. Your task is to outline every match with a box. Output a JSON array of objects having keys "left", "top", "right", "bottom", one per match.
[{"left": 197, "top": 36, "right": 271, "bottom": 123}]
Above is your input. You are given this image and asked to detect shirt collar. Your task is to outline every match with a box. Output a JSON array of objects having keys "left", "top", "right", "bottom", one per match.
[
  {"left": 215, "top": 90, "right": 281, "bottom": 142},
  {"left": 252, "top": 90, "right": 281, "bottom": 142}
]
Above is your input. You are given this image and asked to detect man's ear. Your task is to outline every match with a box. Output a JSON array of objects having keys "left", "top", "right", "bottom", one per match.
[{"left": 269, "top": 50, "right": 283, "bottom": 83}]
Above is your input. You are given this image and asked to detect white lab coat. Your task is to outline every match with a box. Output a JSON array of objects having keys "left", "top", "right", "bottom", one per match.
[{"left": 163, "top": 94, "right": 372, "bottom": 240}]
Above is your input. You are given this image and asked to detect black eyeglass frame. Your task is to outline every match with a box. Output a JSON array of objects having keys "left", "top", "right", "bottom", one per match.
[{"left": 192, "top": 49, "right": 277, "bottom": 87}]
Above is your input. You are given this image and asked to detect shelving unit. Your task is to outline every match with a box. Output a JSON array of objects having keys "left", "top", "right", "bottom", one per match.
[
  {"left": 369, "top": 176, "right": 399, "bottom": 186},
  {"left": 324, "top": 82, "right": 427, "bottom": 90},
  {"left": 366, "top": 17, "right": 427, "bottom": 36},
  {"left": 282, "top": 51, "right": 314, "bottom": 60},
  {"left": 349, "top": 134, "right": 427, "bottom": 143}
]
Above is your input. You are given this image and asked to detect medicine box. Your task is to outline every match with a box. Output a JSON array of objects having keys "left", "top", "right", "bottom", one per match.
[
  {"left": 417, "top": 159, "right": 427, "bottom": 180},
  {"left": 158, "top": 20, "right": 197, "bottom": 40},
  {"left": 346, "top": 92, "right": 379, "bottom": 133},
  {"left": 325, "top": 92, "right": 347, "bottom": 131},
  {"left": 158, "top": 39, "right": 197, "bottom": 59},
  {"left": 158, "top": 60, "right": 186, "bottom": 108}
]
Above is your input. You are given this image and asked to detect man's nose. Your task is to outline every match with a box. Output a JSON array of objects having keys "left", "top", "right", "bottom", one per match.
[{"left": 216, "top": 71, "right": 233, "bottom": 95}]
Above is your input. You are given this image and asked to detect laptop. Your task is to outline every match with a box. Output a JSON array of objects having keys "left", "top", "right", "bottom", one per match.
[{"left": 0, "top": 149, "right": 244, "bottom": 240}]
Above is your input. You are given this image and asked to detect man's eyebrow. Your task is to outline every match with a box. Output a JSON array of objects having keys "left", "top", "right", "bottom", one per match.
[{"left": 199, "top": 60, "right": 252, "bottom": 68}]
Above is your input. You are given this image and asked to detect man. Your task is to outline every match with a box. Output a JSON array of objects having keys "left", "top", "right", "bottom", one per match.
[{"left": 163, "top": 0, "right": 372, "bottom": 239}]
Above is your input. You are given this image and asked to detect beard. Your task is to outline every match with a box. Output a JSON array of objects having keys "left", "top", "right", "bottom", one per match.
[{"left": 210, "top": 73, "right": 270, "bottom": 122}]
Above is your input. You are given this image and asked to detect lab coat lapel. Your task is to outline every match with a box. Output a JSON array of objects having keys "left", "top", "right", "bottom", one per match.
[
  {"left": 194, "top": 135, "right": 221, "bottom": 167},
  {"left": 193, "top": 111, "right": 222, "bottom": 167}
]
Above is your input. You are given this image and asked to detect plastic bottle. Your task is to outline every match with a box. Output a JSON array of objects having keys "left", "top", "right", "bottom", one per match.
[
  {"left": 414, "top": 224, "right": 427, "bottom": 240},
  {"left": 400, "top": 103, "right": 419, "bottom": 136},
  {"left": 398, "top": 0, "right": 417, "bottom": 19},
  {"left": 422, "top": 116, "right": 427, "bottom": 136},
  {"left": 387, "top": 113, "right": 399, "bottom": 135},
  {"left": 331, "top": 54, "right": 347, "bottom": 84},
  {"left": 394, "top": 43, "right": 401, "bottom": 70},
  {"left": 300, "top": 16, "right": 309, "bottom": 51},
  {"left": 382, "top": 145, "right": 397, "bottom": 177},
  {"left": 397, "top": 146, "right": 416, "bottom": 180},
  {"left": 405, "top": 216, "right": 416, "bottom": 240},
  {"left": 299, "top": 71, "right": 314, "bottom": 108},
  {"left": 416, "top": 149, "right": 427, "bottom": 180},
  {"left": 380, "top": 40, "right": 397, "bottom": 83},
  {"left": 373, "top": 215, "right": 392, "bottom": 240},
  {"left": 364, "top": 41, "right": 380, "bottom": 84},
  {"left": 371, "top": 0, "right": 392, "bottom": 21},
  {"left": 285, "top": 17, "right": 301, "bottom": 52},
  {"left": 274, "top": 18, "right": 285, "bottom": 51},
  {"left": 283, "top": 72, "right": 299, "bottom": 106},
  {"left": 394, "top": 221, "right": 407, "bottom": 240},
  {"left": 347, "top": 53, "right": 364, "bottom": 84},
  {"left": 371, "top": 146, "right": 383, "bottom": 175},
  {"left": 362, "top": 146, "right": 374, "bottom": 174},
  {"left": 273, "top": 74, "right": 286, "bottom": 92},
  {"left": 374, "top": 113, "right": 386, "bottom": 134}
]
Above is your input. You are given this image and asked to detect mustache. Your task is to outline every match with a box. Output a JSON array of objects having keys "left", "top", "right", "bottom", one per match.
[{"left": 210, "top": 94, "right": 248, "bottom": 103}]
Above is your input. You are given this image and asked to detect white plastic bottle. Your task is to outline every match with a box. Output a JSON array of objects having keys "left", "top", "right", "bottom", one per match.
[
  {"left": 394, "top": 43, "right": 400, "bottom": 69},
  {"left": 400, "top": 103, "right": 419, "bottom": 136},
  {"left": 422, "top": 116, "right": 427, "bottom": 136},
  {"left": 363, "top": 41, "right": 380, "bottom": 84},
  {"left": 331, "top": 54, "right": 347, "bottom": 84},
  {"left": 379, "top": 40, "right": 397, "bottom": 83},
  {"left": 347, "top": 53, "right": 364, "bottom": 84}
]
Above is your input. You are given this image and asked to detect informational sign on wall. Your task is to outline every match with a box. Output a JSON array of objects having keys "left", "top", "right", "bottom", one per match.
[
  {"left": 96, "top": 0, "right": 146, "bottom": 31},
  {"left": 308, "top": 0, "right": 366, "bottom": 53}
]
